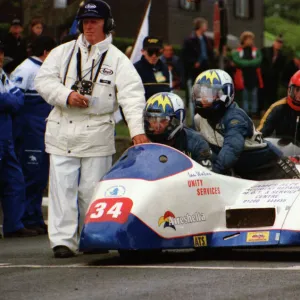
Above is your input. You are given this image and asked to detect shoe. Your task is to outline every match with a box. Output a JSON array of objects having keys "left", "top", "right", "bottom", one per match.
[
  {"left": 53, "top": 246, "right": 75, "bottom": 258},
  {"left": 25, "top": 226, "right": 47, "bottom": 235},
  {"left": 40, "top": 224, "right": 48, "bottom": 234},
  {"left": 4, "top": 227, "right": 39, "bottom": 238}
]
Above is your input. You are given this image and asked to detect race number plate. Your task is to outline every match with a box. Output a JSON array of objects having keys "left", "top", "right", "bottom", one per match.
[
  {"left": 193, "top": 235, "right": 207, "bottom": 247},
  {"left": 85, "top": 197, "right": 133, "bottom": 224}
]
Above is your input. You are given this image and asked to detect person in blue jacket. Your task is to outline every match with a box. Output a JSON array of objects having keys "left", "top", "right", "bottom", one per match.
[
  {"left": 192, "top": 69, "right": 300, "bottom": 180},
  {"left": 10, "top": 36, "right": 56, "bottom": 234},
  {"left": 0, "top": 40, "right": 38, "bottom": 238},
  {"left": 144, "top": 92, "right": 212, "bottom": 169},
  {"left": 134, "top": 36, "right": 171, "bottom": 101}
]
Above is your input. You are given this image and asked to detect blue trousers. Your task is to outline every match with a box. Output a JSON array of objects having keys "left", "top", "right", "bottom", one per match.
[
  {"left": 0, "top": 141, "right": 25, "bottom": 234},
  {"left": 242, "top": 88, "right": 258, "bottom": 115},
  {"left": 19, "top": 132, "right": 49, "bottom": 227}
]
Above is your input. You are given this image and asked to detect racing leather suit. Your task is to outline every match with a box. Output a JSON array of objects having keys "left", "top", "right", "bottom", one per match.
[
  {"left": 257, "top": 98, "right": 300, "bottom": 143},
  {"left": 34, "top": 34, "right": 146, "bottom": 252},
  {"left": 194, "top": 102, "right": 300, "bottom": 180},
  {"left": 11, "top": 57, "right": 52, "bottom": 228},
  {"left": 0, "top": 69, "right": 26, "bottom": 234},
  {"left": 173, "top": 127, "right": 212, "bottom": 169}
]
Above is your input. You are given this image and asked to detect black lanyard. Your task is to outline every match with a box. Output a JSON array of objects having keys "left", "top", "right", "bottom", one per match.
[{"left": 76, "top": 49, "right": 108, "bottom": 83}]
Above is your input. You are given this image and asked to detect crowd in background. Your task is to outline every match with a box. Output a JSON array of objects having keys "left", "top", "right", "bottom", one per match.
[{"left": 0, "top": 12, "right": 300, "bottom": 240}]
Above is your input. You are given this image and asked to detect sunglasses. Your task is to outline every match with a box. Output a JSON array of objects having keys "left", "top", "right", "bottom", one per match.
[{"left": 147, "top": 49, "right": 161, "bottom": 56}]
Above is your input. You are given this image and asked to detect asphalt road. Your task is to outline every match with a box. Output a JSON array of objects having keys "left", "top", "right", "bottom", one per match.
[
  {"left": 2, "top": 234, "right": 300, "bottom": 300},
  {"left": 2, "top": 205, "right": 300, "bottom": 300}
]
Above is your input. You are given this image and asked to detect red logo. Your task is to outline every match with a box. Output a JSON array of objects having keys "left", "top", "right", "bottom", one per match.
[{"left": 85, "top": 197, "right": 133, "bottom": 224}]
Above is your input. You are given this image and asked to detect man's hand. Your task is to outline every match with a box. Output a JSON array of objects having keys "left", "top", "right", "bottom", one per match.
[
  {"left": 67, "top": 91, "right": 89, "bottom": 108},
  {"left": 132, "top": 134, "right": 150, "bottom": 145}
]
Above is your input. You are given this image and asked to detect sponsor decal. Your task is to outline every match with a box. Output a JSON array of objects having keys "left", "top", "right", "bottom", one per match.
[
  {"left": 197, "top": 187, "right": 221, "bottom": 196},
  {"left": 105, "top": 185, "right": 126, "bottom": 197},
  {"left": 158, "top": 211, "right": 206, "bottom": 230},
  {"left": 188, "top": 179, "right": 203, "bottom": 187},
  {"left": 147, "top": 38, "right": 159, "bottom": 44},
  {"left": 100, "top": 68, "right": 113, "bottom": 75},
  {"left": 85, "top": 197, "right": 133, "bottom": 224},
  {"left": 187, "top": 170, "right": 212, "bottom": 178},
  {"left": 99, "top": 79, "right": 111, "bottom": 84},
  {"left": 246, "top": 231, "right": 269, "bottom": 242},
  {"left": 193, "top": 235, "right": 207, "bottom": 247},
  {"left": 85, "top": 3, "right": 97, "bottom": 9},
  {"left": 29, "top": 155, "right": 37, "bottom": 162}
]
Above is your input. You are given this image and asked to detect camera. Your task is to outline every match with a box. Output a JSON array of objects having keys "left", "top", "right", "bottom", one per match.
[
  {"left": 71, "top": 80, "right": 94, "bottom": 96},
  {"left": 80, "top": 80, "right": 93, "bottom": 96}
]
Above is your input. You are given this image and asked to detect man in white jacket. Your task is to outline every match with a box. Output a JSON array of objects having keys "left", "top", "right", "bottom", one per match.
[{"left": 34, "top": 0, "right": 149, "bottom": 258}]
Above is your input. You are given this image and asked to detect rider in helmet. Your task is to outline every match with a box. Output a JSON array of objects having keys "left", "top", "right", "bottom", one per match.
[
  {"left": 258, "top": 70, "right": 300, "bottom": 144},
  {"left": 193, "top": 69, "right": 300, "bottom": 180},
  {"left": 144, "top": 92, "right": 212, "bottom": 169}
]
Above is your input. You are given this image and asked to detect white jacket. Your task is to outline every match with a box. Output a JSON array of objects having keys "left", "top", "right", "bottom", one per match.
[{"left": 34, "top": 34, "right": 145, "bottom": 157}]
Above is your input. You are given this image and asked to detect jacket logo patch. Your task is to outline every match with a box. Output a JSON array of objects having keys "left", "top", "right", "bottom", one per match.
[
  {"left": 100, "top": 68, "right": 113, "bottom": 75},
  {"left": 230, "top": 119, "right": 240, "bottom": 126},
  {"left": 100, "top": 79, "right": 111, "bottom": 84}
]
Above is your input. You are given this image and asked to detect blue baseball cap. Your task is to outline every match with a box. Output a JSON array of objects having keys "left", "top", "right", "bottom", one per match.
[{"left": 77, "top": 0, "right": 111, "bottom": 20}]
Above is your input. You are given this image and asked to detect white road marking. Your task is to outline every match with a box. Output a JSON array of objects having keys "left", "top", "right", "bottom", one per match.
[{"left": 1, "top": 264, "right": 300, "bottom": 271}]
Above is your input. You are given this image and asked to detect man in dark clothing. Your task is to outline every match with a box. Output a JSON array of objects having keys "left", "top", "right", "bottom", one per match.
[
  {"left": 134, "top": 36, "right": 170, "bottom": 101},
  {"left": 3, "top": 19, "right": 27, "bottom": 75},
  {"left": 261, "top": 35, "right": 285, "bottom": 109},
  {"left": 182, "top": 18, "right": 214, "bottom": 83},
  {"left": 181, "top": 18, "right": 214, "bottom": 123},
  {"left": 160, "top": 44, "right": 184, "bottom": 90},
  {"left": 282, "top": 51, "right": 300, "bottom": 89}
]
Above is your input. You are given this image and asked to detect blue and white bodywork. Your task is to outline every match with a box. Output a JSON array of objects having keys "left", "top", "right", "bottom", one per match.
[{"left": 79, "top": 143, "right": 300, "bottom": 252}]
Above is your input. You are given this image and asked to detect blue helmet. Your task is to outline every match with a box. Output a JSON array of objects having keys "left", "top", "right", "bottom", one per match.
[{"left": 144, "top": 92, "right": 185, "bottom": 143}]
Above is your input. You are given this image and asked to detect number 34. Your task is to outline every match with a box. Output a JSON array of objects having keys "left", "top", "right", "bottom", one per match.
[
  {"left": 91, "top": 202, "right": 123, "bottom": 219},
  {"left": 85, "top": 198, "right": 133, "bottom": 224}
]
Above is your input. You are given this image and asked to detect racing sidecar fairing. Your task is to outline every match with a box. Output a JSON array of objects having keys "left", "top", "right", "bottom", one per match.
[{"left": 79, "top": 143, "right": 300, "bottom": 252}]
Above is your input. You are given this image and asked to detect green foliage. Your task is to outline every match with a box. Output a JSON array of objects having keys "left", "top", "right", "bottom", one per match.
[
  {"left": 113, "top": 37, "right": 135, "bottom": 53},
  {"left": 265, "top": 16, "right": 300, "bottom": 58},
  {"left": 115, "top": 120, "right": 130, "bottom": 137},
  {"left": 264, "top": 0, "right": 300, "bottom": 23}
]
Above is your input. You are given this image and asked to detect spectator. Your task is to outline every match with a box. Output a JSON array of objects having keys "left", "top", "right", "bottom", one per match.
[
  {"left": 232, "top": 31, "right": 263, "bottom": 118},
  {"left": 3, "top": 19, "right": 27, "bottom": 75},
  {"left": 134, "top": 36, "right": 170, "bottom": 100},
  {"left": 26, "top": 17, "right": 44, "bottom": 56},
  {"left": 182, "top": 17, "right": 214, "bottom": 83},
  {"left": 260, "top": 35, "right": 285, "bottom": 110},
  {"left": 182, "top": 17, "right": 214, "bottom": 122},
  {"left": 282, "top": 51, "right": 300, "bottom": 89},
  {"left": 0, "top": 40, "right": 38, "bottom": 238},
  {"left": 34, "top": 0, "right": 148, "bottom": 258},
  {"left": 10, "top": 36, "right": 57, "bottom": 234},
  {"left": 160, "top": 44, "right": 184, "bottom": 90}
]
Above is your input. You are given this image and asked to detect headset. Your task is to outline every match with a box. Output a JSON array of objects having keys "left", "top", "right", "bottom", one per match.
[{"left": 77, "top": 0, "right": 115, "bottom": 34}]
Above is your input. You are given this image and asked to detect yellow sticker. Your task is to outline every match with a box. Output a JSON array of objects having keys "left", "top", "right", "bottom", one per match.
[
  {"left": 230, "top": 119, "right": 240, "bottom": 125},
  {"left": 246, "top": 231, "right": 269, "bottom": 242},
  {"left": 154, "top": 71, "right": 166, "bottom": 83},
  {"left": 193, "top": 235, "right": 207, "bottom": 247}
]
